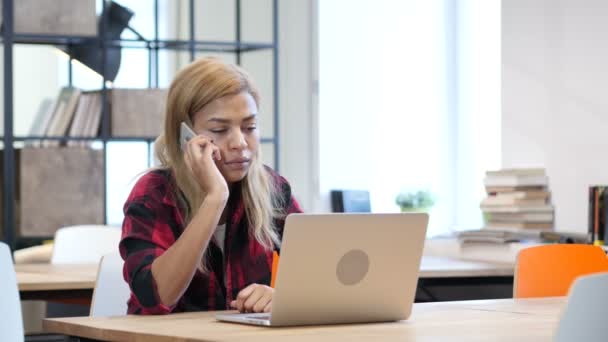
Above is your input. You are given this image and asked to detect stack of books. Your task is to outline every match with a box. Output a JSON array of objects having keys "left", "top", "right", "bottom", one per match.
[{"left": 480, "top": 168, "right": 554, "bottom": 230}]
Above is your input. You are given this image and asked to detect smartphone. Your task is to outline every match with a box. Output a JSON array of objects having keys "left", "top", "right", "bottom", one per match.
[{"left": 180, "top": 122, "right": 196, "bottom": 151}]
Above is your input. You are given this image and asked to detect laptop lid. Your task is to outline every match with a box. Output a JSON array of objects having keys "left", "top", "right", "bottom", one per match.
[{"left": 269, "top": 213, "right": 428, "bottom": 326}]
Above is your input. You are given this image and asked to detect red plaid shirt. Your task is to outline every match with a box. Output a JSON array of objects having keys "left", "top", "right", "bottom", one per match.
[{"left": 119, "top": 168, "right": 302, "bottom": 314}]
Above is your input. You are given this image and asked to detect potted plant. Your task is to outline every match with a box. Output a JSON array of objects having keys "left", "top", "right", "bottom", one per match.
[{"left": 395, "top": 190, "right": 435, "bottom": 212}]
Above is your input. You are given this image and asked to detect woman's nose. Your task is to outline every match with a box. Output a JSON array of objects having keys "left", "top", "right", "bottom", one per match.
[{"left": 228, "top": 130, "right": 248, "bottom": 150}]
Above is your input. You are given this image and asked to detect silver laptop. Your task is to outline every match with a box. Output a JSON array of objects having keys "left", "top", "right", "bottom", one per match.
[{"left": 216, "top": 212, "right": 428, "bottom": 327}]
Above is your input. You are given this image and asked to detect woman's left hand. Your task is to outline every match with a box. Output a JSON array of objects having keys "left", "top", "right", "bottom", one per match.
[{"left": 230, "top": 283, "right": 274, "bottom": 313}]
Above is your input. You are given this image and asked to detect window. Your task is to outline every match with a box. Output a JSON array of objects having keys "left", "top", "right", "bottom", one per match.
[{"left": 318, "top": 0, "right": 500, "bottom": 236}]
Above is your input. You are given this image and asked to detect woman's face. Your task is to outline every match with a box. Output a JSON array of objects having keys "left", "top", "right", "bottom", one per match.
[{"left": 191, "top": 91, "right": 260, "bottom": 184}]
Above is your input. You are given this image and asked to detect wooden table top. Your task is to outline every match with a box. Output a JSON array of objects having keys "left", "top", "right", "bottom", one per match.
[
  {"left": 44, "top": 297, "right": 564, "bottom": 341},
  {"left": 15, "top": 263, "right": 98, "bottom": 292},
  {"left": 419, "top": 256, "right": 514, "bottom": 278},
  {"left": 14, "top": 255, "right": 512, "bottom": 293}
]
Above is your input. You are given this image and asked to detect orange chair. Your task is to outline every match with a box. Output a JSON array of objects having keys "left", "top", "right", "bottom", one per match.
[
  {"left": 514, "top": 244, "right": 608, "bottom": 298},
  {"left": 271, "top": 251, "right": 279, "bottom": 288}
]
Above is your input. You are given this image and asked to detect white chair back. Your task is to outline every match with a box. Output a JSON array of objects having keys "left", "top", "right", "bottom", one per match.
[
  {"left": 0, "top": 242, "right": 24, "bottom": 342},
  {"left": 90, "top": 252, "right": 130, "bottom": 317},
  {"left": 51, "top": 225, "right": 121, "bottom": 264},
  {"left": 554, "top": 272, "right": 608, "bottom": 341}
]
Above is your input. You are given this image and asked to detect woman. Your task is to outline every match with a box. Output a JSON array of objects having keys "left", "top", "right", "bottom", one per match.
[{"left": 119, "top": 57, "right": 302, "bottom": 314}]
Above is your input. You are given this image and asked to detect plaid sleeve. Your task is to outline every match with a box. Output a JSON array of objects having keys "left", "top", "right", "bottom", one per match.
[{"left": 119, "top": 171, "right": 179, "bottom": 314}]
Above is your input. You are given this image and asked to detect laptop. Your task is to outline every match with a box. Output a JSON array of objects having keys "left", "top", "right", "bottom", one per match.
[{"left": 216, "top": 212, "right": 428, "bottom": 327}]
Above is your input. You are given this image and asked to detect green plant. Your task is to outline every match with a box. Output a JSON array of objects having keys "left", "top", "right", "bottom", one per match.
[{"left": 395, "top": 190, "right": 435, "bottom": 211}]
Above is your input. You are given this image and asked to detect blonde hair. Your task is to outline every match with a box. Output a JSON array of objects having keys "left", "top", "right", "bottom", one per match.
[{"left": 154, "top": 57, "right": 283, "bottom": 271}]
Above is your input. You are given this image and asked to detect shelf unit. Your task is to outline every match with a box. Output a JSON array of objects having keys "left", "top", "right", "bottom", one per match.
[{"left": 1, "top": 0, "right": 279, "bottom": 250}]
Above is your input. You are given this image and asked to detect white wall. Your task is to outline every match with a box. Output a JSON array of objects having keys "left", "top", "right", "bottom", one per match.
[{"left": 502, "top": 0, "right": 608, "bottom": 232}]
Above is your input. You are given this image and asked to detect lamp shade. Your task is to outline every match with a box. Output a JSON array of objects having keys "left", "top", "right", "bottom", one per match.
[{"left": 67, "top": 1, "right": 134, "bottom": 81}]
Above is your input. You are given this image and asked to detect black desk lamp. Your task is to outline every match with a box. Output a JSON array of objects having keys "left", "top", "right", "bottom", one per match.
[{"left": 67, "top": 1, "right": 143, "bottom": 82}]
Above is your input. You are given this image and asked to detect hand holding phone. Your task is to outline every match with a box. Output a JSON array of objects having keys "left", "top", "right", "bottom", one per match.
[
  {"left": 180, "top": 122, "right": 197, "bottom": 152},
  {"left": 180, "top": 122, "right": 227, "bottom": 198}
]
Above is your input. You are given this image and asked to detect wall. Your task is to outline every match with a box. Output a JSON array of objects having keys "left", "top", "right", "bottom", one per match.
[{"left": 502, "top": 0, "right": 608, "bottom": 232}]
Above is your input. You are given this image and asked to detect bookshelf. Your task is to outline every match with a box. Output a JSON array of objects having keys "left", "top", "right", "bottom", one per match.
[{"left": 1, "top": 0, "right": 280, "bottom": 250}]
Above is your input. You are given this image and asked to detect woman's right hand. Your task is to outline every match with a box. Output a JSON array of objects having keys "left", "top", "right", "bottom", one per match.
[{"left": 183, "top": 134, "right": 229, "bottom": 200}]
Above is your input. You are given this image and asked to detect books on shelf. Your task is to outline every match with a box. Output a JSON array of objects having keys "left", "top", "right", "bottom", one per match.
[
  {"left": 457, "top": 228, "right": 587, "bottom": 244},
  {"left": 484, "top": 168, "right": 548, "bottom": 187},
  {"left": 457, "top": 228, "right": 547, "bottom": 244},
  {"left": 480, "top": 204, "right": 554, "bottom": 213},
  {"left": 44, "top": 87, "right": 82, "bottom": 147},
  {"left": 485, "top": 168, "right": 546, "bottom": 177},
  {"left": 485, "top": 185, "right": 547, "bottom": 193},
  {"left": 484, "top": 221, "right": 553, "bottom": 230},
  {"left": 29, "top": 88, "right": 167, "bottom": 144},
  {"left": 588, "top": 186, "right": 608, "bottom": 245},
  {"left": 481, "top": 167, "right": 554, "bottom": 231},
  {"left": 484, "top": 175, "right": 548, "bottom": 187},
  {"left": 67, "top": 92, "right": 102, "bottom": 146},
  {"left": 481, "top": 197, "right": 547, "bottom": 207},
  {"left": 486, "top": 211, "right": 554, "bottom": 223}
]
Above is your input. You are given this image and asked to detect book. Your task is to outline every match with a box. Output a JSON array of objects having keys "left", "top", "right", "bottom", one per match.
[
  {"left": 29, "top": 98, "right": 54, "bottom": 137},
  {"left": 67, "top": 93, "right": 92, "bottom": 146},
  {"left": 588, "top": 186, "right": 607, "bottom": 245},
  {"left": 539, "top": 231, "right": 589, "bottom": 244},
  {"left": 481, "top": 197, "right": 547, "bottom": 207},
  {"left": 27, "top": 98, "right": 55, "bottom": 147},
  {"left": 457, "top": 228, "right": 545, "bottom": 244},
  {"left": 485, "top": 221, "right": 553, "bottom": 230},
  {"left": 485, "top": 168, "right": 546, "bottom": 177},
  {"left": 480, "top": 204, "right": 553, "bottom": 213},
  {"left": 484, "top": 175, "right": 548, "bottom": 187},
  {"left": 486, "top": 186, "right": 546, "bottom": 193},
  {"left": 84, "top": 92, "right": 103, "bottom": 139},
  {"left": 485, "top": 190, "right": 549, "bottom": 200},
  {"left": 486, "top": 212, "right": 554, "bottom": 223},
  {"left": 46, "top": 87, "right": 81, "bottom": 137},
  {"left": 43, "top": 87, "right": 81, "bottom": 147},
  {"left": 458, "top": 229, "right": 586, "bottom": 244}
]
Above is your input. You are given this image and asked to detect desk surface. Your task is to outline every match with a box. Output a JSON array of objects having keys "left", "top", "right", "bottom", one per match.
[
  {"left": 44, "top": 297, "right": 564, "bottom": 341},
  {"left": 419, "top": 256, "right": 513, "bottom": 278},
  {"left": 14, "top": 255, "right": 512, "bottom": 293},
  {"left": 15, "top": 263, "right": 98, "bottom": 292}
]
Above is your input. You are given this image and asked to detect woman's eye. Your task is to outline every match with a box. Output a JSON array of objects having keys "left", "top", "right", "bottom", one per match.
[
  {"left": 210, "top": 129, "right": 227, "bottom": 134},
  {"left": 246, "top": 126, "right": 257, "bottom": 132}
]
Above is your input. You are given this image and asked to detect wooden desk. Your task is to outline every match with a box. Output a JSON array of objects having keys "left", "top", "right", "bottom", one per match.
[
  {"left": 44, "top": 297, "right": 565, "bottom": 341},
  {"left": 416, "top": 256, "right": 514, "bottom": 302},
  {"left": 15, "top": 258, "right": 512, "bottom": 302},
  {"left": 16, "top": 263, "right": 98, "bottom": 302},
  {"left": 419, "top": 256, "right": 513, "bottom": 278}
]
